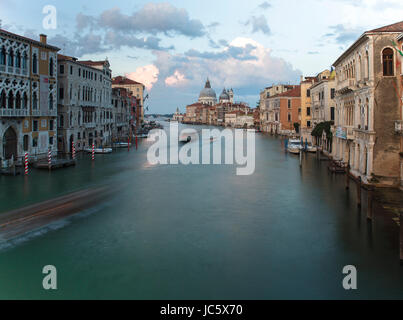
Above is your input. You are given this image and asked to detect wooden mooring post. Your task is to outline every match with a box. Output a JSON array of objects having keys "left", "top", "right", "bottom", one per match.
[{"left": 345, "top": 165, "right": 350, "bottom": 190}]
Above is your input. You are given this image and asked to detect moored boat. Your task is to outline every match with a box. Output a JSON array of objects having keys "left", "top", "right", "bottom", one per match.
[{"left": 85, "top": 147, "right": 112, "bottom": 154}]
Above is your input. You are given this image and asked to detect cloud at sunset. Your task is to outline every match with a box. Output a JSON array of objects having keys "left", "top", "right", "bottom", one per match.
[{"left": 126, "top": 65, "right": 160, "bottom": 91}]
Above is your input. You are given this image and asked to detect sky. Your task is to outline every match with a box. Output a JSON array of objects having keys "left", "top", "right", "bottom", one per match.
[{"left": 1, "top": 0, "right": 403, "bottom": 113}]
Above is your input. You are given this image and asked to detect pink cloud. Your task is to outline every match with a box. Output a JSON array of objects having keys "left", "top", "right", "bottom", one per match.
[{"left": 126, "top": 64, "right": 159, "bottom": 90}]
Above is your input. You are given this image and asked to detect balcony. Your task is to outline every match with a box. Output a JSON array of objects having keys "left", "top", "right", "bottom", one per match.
[
  {"left": 395, "top": 120, "right": 403, "bottom": 135},
  {"left": 31, "top": 109, "right": 57, "bottom": 117},
  {"left": 0, "top": 108, "right": 29, "bottom": 117},
  {"left": 337, "top": 78, "right": 356, "bottom": 93},
  {"left": 0, "top": 65, "right": 28, "bottom": 77}
]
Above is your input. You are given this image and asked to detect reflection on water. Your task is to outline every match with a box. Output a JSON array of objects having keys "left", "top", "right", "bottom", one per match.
[{"left": 0, "top": 120, "right": 402, "bottom": 299}]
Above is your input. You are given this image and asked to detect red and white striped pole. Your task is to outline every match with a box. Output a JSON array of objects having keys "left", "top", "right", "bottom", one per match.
[
  {"left": 92, "top": 143, "right": 95, "bottom": 161},
  {"left": 72, "top": 141, "right": 76, "bottom": 160},
  {"left": 24, "top": 152, "right": 29, "bottom": 175},
  {"left": 48, "top": 148, "right": 52, "bottom": 170}
]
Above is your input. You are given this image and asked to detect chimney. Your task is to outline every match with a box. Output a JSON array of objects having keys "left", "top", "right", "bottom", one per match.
[{"left": 39, "top": 34, "right": 47, "bottom": 45}]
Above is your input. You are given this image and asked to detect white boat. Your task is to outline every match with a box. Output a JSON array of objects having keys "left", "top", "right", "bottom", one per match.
[
  {"left": 113, "top": 142, "right": 132, "bottom": 148},
  {"left": 287, "top": 139, "right": 302, "bottom": 154},
  {"left": 85, "top": 147, "right": 112, "bottom": 154}
]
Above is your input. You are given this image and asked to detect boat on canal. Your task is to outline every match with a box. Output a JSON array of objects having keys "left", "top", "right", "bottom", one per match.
[
  {"left": 113, "top": 142, "right": 132, "bottom": 148},
  {"left": 85, "top": 147, "right": 113, "bottom": 154},
  {"left": 287, "top": 139, "right": 302, "bottom": 154}
]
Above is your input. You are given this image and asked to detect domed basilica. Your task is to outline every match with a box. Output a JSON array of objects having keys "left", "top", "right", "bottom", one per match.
[{"left": 198, "top": 79, "right": 234, "bottom": 106}]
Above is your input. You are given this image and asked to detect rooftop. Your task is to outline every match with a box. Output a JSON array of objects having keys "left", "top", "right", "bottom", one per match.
[
  {"left": 0, "top": 28, "right": 60, "bottom": 51},
  {"left": 112, "top": 76, "right": 144, "bottom": 86}
]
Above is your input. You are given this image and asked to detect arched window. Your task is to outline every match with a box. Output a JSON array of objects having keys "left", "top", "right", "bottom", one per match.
[
  {"left": 365, "top": 98, "right": 369, "bottom": 129},
  {"left": 49, "top": 94, "right": 54, "bottom": 110},
  {"left": 365, "top": 51, "right": 369, "bottom": 78},
  {"left": 49, "top": 57, "right": 54, "bottom": 76},
  {"left": 22, "top": 92, "right": 28, "bottom": 109},
  {"left": 15, "top": 50, "right": 21, "bottom": 68},
  {"left": 0, "top": 90, "right": 6, "bottom": 108},
  {"left": 382, "top": 48, "right": 394, "bottom": 76},
  {"left": 0, "top": 47, "right": 5, "bottom": 65},
  {"left": 15, "top": 92, "right": 21, "bottom": 109},
  {"left": 32, "top": 53, "right": 37, "bottom": 74},
  {"left": 22, "top": 52, "right": 27, "bottom": 69},
  {"left": 8, "top": 91, "right": 14, "bottom": 109},
  {"left": 32, "top": 92, "right": 38, "bottom": 110},
  {"left": 8, "top": 49, "right": 14, "bottom": 67}
]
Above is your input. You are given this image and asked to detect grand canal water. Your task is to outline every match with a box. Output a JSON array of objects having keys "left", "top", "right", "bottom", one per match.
[{"left": 0, "top": 120, "right": 402, "bottom": 299}]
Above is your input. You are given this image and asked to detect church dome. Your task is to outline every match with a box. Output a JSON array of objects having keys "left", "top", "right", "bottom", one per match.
[
  {"left": 219, "top": 88, "right": 229, "bottom": 100},
  {"left": 199, "top": 79, "right": 217, "bottom": 99}
]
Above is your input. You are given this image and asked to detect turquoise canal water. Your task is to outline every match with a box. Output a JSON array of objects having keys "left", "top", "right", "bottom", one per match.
[{"left": 0, "top": 121, "right": 402, "bottom": 299}]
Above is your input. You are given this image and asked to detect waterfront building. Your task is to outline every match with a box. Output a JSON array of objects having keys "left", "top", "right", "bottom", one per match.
[
  {"left": 111, "top": 87, "right": 132, "bottom": 142},
  {"left": 309, "top": 69, "right": 336, "bottom": 152},
  {"left": 332, "top": 21, "right": 403, "bottom": 187},
  {"left": 172, "top": 108, "right": 184, "bottom": 122},
  {"left": 260, "top": 84, "right": 297, "bottom": 133},
  {"left": 112, "top": 76, "right": 145, "bottom": 125},
  {"left": 0, "top": 29, "right": 59, "bottom": 165},
  {"left": 235, "top": 112, "right": 254, "bottom": 128},
  {"left": 57, "top": 55, "right": 112, "bottom": 152},
  {"left": 224, "top": 111, "right": 237, "bottom": 127},
  {"left": 299, "top": 76, "right": 317, "bottom": 142}
]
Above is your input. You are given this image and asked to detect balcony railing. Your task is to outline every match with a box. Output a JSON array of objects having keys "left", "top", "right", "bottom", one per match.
[
  {"left": 0, "top": 64, "right": 29, "bottom": 76},
  {"left": 31, "top": 109, "right": 57, "bottom": 117},
  {"left": 0, "top": 108, "right": 29, "bottom": 117},
  {"left": 395, "top": 120, "right": 403, "bottom": 135}
]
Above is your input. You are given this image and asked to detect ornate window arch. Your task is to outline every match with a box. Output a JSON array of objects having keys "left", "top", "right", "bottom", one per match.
[{"left": 32, "top": 53, "right": 38, "bottom": 74}]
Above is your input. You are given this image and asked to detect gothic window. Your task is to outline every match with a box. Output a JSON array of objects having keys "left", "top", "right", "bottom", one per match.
[
  {"left": 22, "top": 52, "right": 27, "bottom": 69},
  {"left": 32, "top": 53, "right": 38, "bottom": 74},
  {"left": 0, "top": 90, "right": 6, "bottom": 108},
  {"left": 8, "top": 91, "right": 14, "bottom": 108},
  {"left": 8, "top": 49, "right": 14, "bottom": 66},
  {"left": 15, "top": 92, "right": 21, "bottom": 109},
  {"left": 32, "top": 92, "right": 38, "bottom": 110},
  {"left": 22, "top": 92, "right": 28, "bottom": 109},
  {"left": 15, "top": 51, "right": 21, "bottom": 68},
  {"left": 0, "top": 47, "right": 5, "bottom": 65},
  {"left": 382, "top": 48, "right": 394, "bottom": 76}
]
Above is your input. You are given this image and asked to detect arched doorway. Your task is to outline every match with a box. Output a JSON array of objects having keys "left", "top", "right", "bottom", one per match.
[{"left": 3, "top": 127, "right": 17, "bottom": 160}]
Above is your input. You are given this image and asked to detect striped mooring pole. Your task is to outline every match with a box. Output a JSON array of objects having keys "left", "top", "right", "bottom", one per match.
[
  {"left": 24, "top": 152, "right": 29, "bottom": 175},
  {"left": 72, "top": 141, "right": 76, "bottom": 160},
  {"left": 48, "top": 148, "right": 52, "bottom": 170},
  {"left": 92, "top": 143, "right": 95, "bottom": 161}
]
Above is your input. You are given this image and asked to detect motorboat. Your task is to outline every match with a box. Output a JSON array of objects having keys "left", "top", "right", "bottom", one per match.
[
  {"left": 287, "top": 139, "right": 302, "bottom": 154},
  {"left": 85, "top": 147, "right": 112, "bottom": 154},
  {"left": 113, "top": 142, "right": 132, "bottom": 148}
]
